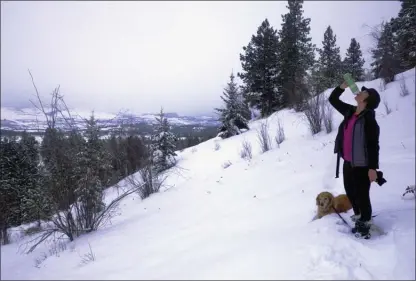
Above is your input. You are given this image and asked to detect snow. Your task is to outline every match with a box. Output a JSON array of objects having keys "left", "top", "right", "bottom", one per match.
[{"left": 2, "top": 69, "right": 415, "bottom": 280}]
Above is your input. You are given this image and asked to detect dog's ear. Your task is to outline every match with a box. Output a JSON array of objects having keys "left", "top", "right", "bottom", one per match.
[{"left": 328, "top": 195, "right": 334, "bottom": 206}]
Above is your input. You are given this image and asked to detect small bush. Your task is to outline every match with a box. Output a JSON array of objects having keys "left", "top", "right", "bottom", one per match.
[
  {"left": 214, "top": 141, "right": 221, "bottom": 151},
  {"left": 25, "top": 225, "right": 43, "bottom": 236},
  {"left": 191, "top": 147, "right": 197, "bottom": 153},
  {"left": 274, "top": 117, "right": 285, "bottom": 147},
  {"left": 240, "top": 140, "right": 252, "bottom": 160},
  {"left": 383, "top": 97, "right": 392, "bottom": 115},
  {"left": 34, "top": 252, "right": 48, "bottom": 268},
  {"left": 257, "top": 121, "right": 271, "bottom": 153},
  {"left": 321, "top": 100, "right": 333, "bottom": 134},
  {"left": 379, "top": 79, "right": 386, "bottom": 92},
  {"left": 222, "top": 161, "right": 232, "bottom": 169},
  {"left": 79, "top": 242, "right": 96, "bottom": 266},
  {"left": 303, "top": 94, "right": 322, "bottom": 135},
  {"left": 399, "top": 76, "right": 409, "bottom": 97},
  {"left": 48, "top": 239, "right": 67, "bottom": 257}
]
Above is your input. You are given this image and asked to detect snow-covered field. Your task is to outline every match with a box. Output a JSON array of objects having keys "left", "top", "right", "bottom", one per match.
[{"left": 1, "top": 69, "right": 415, "bottom": 280}]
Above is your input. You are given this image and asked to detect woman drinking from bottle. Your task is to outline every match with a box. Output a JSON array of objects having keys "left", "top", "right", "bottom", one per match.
[{"left": 328, "top": 81, "right": 381, "bottom": 239}]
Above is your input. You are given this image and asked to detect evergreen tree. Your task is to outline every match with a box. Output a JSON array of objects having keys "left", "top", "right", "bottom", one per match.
[
  {"left": 317, "top": 26, "right": 343, "bottom": 90},
  {"left": 343, "top": 38, "right": 365, "bottom": 81},
  {"left": 151, "top": 108, "right": 178, "bottom": 173},
  {"left": 371, "top": 20, "right": 401, "bottom": 82},
  {"left": 0, "top": 138, "right": 22, "bottom": 244},
  {"left": 75, "top": 113, "right": 112, "bottom": 231},
  {"left": 308, "top": 62, "right": 327, "bottom": 96},
  {"left": 238, "top": 19, "right": 281, "bottom": 116},
  {"left": 41, "top": 128, "right": 80, "bottom": 212},
  {"left": 393, "top": 0, "right": 416, "bottom": 69},
  {"left": 215, "top": 71, "right": 250, "bottom": 139},
  {"left": 19, "top": 131, "right": 51, "bottom": 225},
  {"left": 126, "top": 135, "right": 147, "bottom": 174},
  {"left": 277, "top": 0, "right": 315, "bottom": 110}
]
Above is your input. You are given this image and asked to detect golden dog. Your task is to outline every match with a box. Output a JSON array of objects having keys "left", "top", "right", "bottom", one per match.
[{"left": 315, "top": 191, "right": 352, "bottom": 219}]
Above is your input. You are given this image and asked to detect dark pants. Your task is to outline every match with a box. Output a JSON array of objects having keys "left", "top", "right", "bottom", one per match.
[{"left": 343, "top": 161, "right": 372, "bottom": 221}]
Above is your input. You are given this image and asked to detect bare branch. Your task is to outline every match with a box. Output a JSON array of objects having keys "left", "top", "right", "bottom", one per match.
[
  {"left": 28, "top": 69, "right": 50, "bottom": 127},
  {"left": 19, "top": 227, "right": 58, "bottom": 254}
]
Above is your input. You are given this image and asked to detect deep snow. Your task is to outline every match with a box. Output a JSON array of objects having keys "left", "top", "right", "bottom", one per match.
[{"left": 1, "top": 69, "right": 415, "bottom": 280}]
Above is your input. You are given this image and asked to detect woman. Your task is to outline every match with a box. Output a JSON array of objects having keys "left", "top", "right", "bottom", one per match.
[{"left": 329, "top": 81, "right": 381, "bottom": 239}]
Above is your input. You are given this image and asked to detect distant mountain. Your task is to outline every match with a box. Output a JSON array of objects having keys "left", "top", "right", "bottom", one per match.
[{"left": 0, "top": 106, "right": 220, "bottom": 133}]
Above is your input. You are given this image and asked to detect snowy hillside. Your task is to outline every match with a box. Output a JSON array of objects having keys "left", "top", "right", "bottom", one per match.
[{"left": 1, "top": 69, "right": 415, "bottom": 280}]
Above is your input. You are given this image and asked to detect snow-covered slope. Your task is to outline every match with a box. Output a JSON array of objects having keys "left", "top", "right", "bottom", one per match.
[{"left": 2, "top": 69, "right": 415, "bottom": 280}]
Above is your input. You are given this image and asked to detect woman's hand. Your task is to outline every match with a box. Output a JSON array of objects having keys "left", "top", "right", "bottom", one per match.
[
  {"left": 368, "top": 169, "right": 377, "bottom": 182},
  {"left": 340, "top": 81, "right": 348, "bottom": 90}
]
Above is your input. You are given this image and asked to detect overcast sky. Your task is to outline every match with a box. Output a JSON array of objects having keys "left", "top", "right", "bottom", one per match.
[{"left": 1, "top": 1, "right": 401, "bottom": 116}]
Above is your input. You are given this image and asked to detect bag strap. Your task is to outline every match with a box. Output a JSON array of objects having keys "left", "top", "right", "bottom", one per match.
[{"left": 335, "top": 152, "right": 341, "bottom": 178}]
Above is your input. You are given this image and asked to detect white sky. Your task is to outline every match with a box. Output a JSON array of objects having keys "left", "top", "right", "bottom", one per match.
[{"left": 1, "top": 1, "right": 401, "bottom": 115}]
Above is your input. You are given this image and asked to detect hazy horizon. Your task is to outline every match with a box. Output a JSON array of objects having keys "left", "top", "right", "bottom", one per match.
[{"left": 1, "top": 1, "right": 401, "bottom": 116}]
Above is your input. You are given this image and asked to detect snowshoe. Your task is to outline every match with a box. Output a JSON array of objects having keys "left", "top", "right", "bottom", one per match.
[{"left": 352, "top": 219, "right": 371, "bottom": 239}]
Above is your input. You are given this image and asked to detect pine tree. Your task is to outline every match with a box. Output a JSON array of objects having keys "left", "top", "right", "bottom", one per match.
[
  {"left": 317, "top": 25, "right": 343, "bottom": 90},
  {"left": 151, "top": 108, "right": 178, "bottom": 173},
  {"left": 19, "top": 131, "right": 52, "bottom": 225},
  {"left": 393, "top": 0, "right": 416, "bottom": 69},
  {"left": 371, "top": 20, "right": 401, "bottom": 82},
  {"left": 0, "top": 138, "right": 22, "bottom": 244},
  {"left": 215, "top": 71, "right": 250, "bottom": 139},
  {"left": 238, "top": 19, "right": 281, "bottom": 116},
  {"left": 343, "top": 38, "right": 365, "bottom": 81},
  {"left": 75, "top": 113, "right": 112, "bottom": 232},
  {"left": 308, "top": 62, "right": 327, "bottom": 96},
  {"left": 126, "top": 135, "right": 147, "bottom": 174},
  {"left": 277, "top": 0, "right": 315, "bottom": 110}
]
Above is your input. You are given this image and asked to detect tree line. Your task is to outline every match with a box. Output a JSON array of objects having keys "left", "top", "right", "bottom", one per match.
[
  {"left": 216, "top": 0, "right": 415, "bottom": 138},
  {"left": 0, "top": 85, "right": 197, "bottom": 246}
]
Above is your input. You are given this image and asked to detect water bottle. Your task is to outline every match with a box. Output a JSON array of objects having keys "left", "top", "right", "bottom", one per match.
[{"left": 343, "top": 73, "right": 360, "bottom": 95}]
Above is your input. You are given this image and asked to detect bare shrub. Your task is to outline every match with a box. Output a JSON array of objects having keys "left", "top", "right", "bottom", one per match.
[
  {"left": 214, "top": 141, "right": 221, "bottom": 151},
  {"left": 379, "top": 79, "right": 386, "bottom": 92},
  {"left": 383, "top": 97, "right": 392, "bottom": 115},
  {"left": 48, "top": 239, "right": 67, "bottom": 257},
  {"left": 34, "top": 252, "right": 48, "bottom": 268},
  {"left": 136, "top": 167, "right": 164, "bottom": 200},
  {"left": 240, "top": 140, "right": 252, "bottom": 160},
  {"left": 191, "top": 147, "right": 197, "bottom": 153},
  {"left": 79, "top": 242, "right": 96, "bottom": 266},
  {"left": 399, "top": 76, "right": 409, "bottom": 97},
  {"left": 22, "top": 179, "right": 146, "bottom": 254},
  {"left": 25, "top": 225, "right": 43, "bottom": 236},
  {"left": 257, "top": 120, "right": 271, "bottom": 153},
  {"left": 125, "top": 145, "right": 169, "bottom": 200},
  {"left": 274, "top": 117, "right": 285, "bottom": 147},
  {"left": 303, "top": 93, "right": 323, "bottom": 135},
  {"left": 222, "top": 161, "right": 232, "bottom": 169},
  {"left": 321, "top": 99, "right": 334, "bottom": 134},
  {"left": 33, "top": 237, "right": 68, "bottom": 268},
  {"left": 69, "top": 243, "right": 76, "bottom": 252}
]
